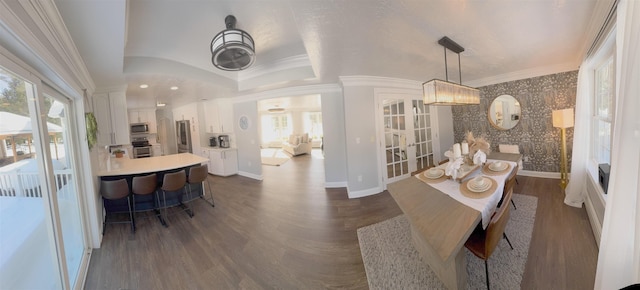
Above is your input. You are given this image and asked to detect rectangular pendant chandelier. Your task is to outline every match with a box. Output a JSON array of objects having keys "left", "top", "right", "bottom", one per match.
[
  {"left": 423, "top": 79, "right": 480, "bottom": 105},
  {"left": 424, "top": 37, "right": 480, "bottom": 106}
]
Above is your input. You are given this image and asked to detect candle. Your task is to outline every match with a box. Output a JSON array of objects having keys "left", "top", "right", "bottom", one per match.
[
  {"left": 453, "top": 143, "right": 462, "bottom": 158},
  {"left": 461, "top": 142, "right": 469, "bottom": 155}
]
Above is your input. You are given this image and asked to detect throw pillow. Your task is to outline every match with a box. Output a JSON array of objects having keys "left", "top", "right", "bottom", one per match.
[
  {"left": 301, "top": 133, "right": 309, "bottom": 143},
  {"left": 289, "top": 134, "right": 297, "bottom": 145}
]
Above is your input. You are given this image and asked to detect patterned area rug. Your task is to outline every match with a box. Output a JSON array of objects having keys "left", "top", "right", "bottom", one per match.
[
  {"left": 357, "top": 194, "right": 537, "bottom": 290},
  {"left": 261, "top": 149, "right": 290, "bottom": 166}
]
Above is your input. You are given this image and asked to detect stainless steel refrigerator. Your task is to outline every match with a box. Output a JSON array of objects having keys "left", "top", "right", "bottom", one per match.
[{"left": 176, "top": 120, "right": 192, "bottom": 153}]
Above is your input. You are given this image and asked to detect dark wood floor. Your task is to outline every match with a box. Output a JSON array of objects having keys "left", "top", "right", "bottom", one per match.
[{"left": 85, "top": 151, "right": 598, "bottom": 289}]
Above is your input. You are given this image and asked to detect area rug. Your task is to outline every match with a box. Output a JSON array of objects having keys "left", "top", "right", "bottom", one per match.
[
  {"left": 357, "top": 194, "right": 537, "bottom": 290},
  {"left": 261, "top": 149, "right": 290, "bottom": 166}
]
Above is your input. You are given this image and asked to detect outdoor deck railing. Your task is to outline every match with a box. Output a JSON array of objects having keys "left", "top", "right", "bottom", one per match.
[{"left": 0, "top": 169, "right": 73, "bottom": 198}]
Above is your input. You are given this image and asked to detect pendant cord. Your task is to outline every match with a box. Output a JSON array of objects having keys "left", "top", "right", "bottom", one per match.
[
  {"left": 443, "top": 46, "right": 449, "bottom": 82},
  {"left": 458, "top": 53, "right": 462, "bottom": 84}
]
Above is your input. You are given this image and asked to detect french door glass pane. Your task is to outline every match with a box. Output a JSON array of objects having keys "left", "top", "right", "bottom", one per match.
[
  {"left": 0, "top": 68, "right": 60, "bottom": 289},
  {"left": 412, "top": 100, "right": 433, "bottom": 173},
  {"left": 44, "top": 93, "right": 84, "bottom": 287}
]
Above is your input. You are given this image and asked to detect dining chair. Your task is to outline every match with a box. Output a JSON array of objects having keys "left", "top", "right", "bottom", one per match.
[
  {"left": 100, "top": 178, "right": 134, "bottom": 234},
  {"left": 499, "top": 144, "right": 522, "bottom": 184},
  {"left": 503, "top": 165, "right": 518, "bottom": 210},
  {"left": 131, "top": 173, "right": 162, "bottom": 227},
  {"left": 464, "top": 187, "right": 514, "bottom": 290},
  {"left": 187, "top": 164, "right": 215, "bottom": 207},
  {"left": 158, "top": 170, "right": 187, "bottom": 226}
]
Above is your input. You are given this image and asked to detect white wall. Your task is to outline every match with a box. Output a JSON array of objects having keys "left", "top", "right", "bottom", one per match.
[
  {"left": 342, "top": 85, "right": 381, "bottom": 196},
  {"left": 234, "top": 101, "right": 263, "bottom": 180},
  {"left": 321, "top": 91, "right": 347, "bottom": 186}
]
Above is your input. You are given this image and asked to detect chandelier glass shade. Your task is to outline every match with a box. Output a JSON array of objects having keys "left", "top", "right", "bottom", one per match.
[
  {"left": 211, "top": 15, "right": 256, "bottom": 71},
  {"left": 423, "top": 79, "right": 480, "bottom": 105},
  {"left": 423, "top": 37, "right": 479, "bottom": 105}
]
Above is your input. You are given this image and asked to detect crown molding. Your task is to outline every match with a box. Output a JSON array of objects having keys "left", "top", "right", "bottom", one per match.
[
  {"left": 234, "top": 83, "right": 341, "bottom": 103},
  {"left": 0, "top": 0, "right": 95, "bottom": 98},
  {"left": 340, "top": 75, "right": 422, "bottom": 89},
  {"left": 238, "top": 54, "right": 313, "bottom": 82},
  {"left": 465, "top": 62, "right": 579, "bottom": 88}
]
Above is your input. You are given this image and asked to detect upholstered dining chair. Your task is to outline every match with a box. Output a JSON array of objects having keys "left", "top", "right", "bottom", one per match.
[
  {"left": 499, "top": 144, "right": 522, "bottom": 185},
  {"left": 100, "top": 178, "right": 134, "bottom": 234},
  {"left": 503, "top": 164, "right": 518, "bottom": 210},
  {"left": 158, "top": 170, "right": 187, "bottom": 226},
  {"left": 464, "top": 187, "right": 514, "bottom": 290},
  {"left": 132, "top": 173, "right": 161, "bottom": 227},
  {"left": 187, "top": 164, "right": 215, "bottom": 207}
]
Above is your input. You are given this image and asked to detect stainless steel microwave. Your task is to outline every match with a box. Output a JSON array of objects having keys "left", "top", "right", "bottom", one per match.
[{"left": 130, "top": 123, "right": 149, "bottom": 134}]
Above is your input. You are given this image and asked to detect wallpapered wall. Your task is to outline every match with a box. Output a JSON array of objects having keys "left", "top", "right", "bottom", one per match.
[{"left": 451, "top": 70, "right": 578, "bottom": 172}]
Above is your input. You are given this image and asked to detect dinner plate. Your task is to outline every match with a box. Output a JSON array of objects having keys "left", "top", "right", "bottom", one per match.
[
  {"left": 424, "top": 168, "right": 444, "bottom": 179},
  {"left": 489, "top": 161, "right": 508, "bottom": 171},
  {"left": 467, "top": 177, "right": 491, "bottom": 192}
]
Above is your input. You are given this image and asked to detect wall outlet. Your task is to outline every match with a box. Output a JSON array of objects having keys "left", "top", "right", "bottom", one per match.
[{"left": 357, "top": 175, "right": 363, "bottom": 182}]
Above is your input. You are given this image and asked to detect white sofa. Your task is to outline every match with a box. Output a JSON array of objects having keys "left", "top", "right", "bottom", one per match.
[{"left": 282, "top": 133, "right": 312, "bottom": 156}]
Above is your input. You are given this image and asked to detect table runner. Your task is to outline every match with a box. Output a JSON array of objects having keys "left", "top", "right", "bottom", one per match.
[{"left": 415, "top": 159, "right": 516, "bottom": 228}]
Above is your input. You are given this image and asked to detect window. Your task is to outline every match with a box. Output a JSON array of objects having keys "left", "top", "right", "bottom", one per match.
[
  {"left": 261, "top": 114, "right": 291, "bottom": 145},
  {"left": 303, "top": 112, "right": 323, "bottom": 140},
  {"left": 591, "top": 55, "right": 614, "bottom": 165}
]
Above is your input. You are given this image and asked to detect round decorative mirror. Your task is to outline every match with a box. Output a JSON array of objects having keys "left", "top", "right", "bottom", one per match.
[{"left": 488, "top": 95, "right": 521, "bottom": 130}]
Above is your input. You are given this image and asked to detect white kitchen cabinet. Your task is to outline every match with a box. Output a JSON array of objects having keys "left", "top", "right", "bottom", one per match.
[
  {"left": 203, "top": 98, "right": 233, "bottom": 133},
  {"left": 208, "top": 148, "right": 237, "bottom": 176},
  {"left": 93, "top": 92, "right": 130, "bottom": 145},
  {"left": 128, "top": 109, "right": 157, "bottom": 133}
]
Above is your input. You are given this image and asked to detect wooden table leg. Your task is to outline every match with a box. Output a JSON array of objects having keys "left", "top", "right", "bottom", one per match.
[{"left": 411, "top": 225, "right": 467, "bottom": 290}]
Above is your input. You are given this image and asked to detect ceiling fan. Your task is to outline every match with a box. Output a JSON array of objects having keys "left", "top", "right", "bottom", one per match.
[{"left": 210, "top": 15, "right": 256, "bottom": 71}]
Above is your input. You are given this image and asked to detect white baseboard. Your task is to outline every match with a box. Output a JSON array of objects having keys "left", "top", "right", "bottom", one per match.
[
  {"left": 518, "top": 170, "right": 561, "bottom": 179},
  {"left": 237, "top": 171, "right": 263, "bottom": 180},
  {"left": 348, "top": 186, "right": 383, "bottom": 199},
  {"left": 325, "top": 181, "right": 347, "bottom": 188}
]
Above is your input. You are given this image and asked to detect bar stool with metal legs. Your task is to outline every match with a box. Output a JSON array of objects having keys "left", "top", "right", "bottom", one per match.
[
  {"left": 131, "top": 173, "right": 163, "bottom": 227},
  {"left": 100, "top": 178, "right": 134, "bottom": 234},
  {"left": 187, "top": 164, "right": 215, "bottom": 207},
  {"left": 158, "top": 170, "right": 187, "bottom": 226}
]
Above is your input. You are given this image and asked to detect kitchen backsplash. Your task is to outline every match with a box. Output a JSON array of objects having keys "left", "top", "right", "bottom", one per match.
[{"left": 451, "top": 70, "right": 578, "bottom": 173}]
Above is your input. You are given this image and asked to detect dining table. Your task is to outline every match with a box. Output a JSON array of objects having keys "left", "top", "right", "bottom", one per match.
[{"left": 387, "top": 155, "right": 520, "bottom": 289}]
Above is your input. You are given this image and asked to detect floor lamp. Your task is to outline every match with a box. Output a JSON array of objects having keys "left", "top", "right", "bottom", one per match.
[{"left": 552, "top": 108, "right": 574, "bottom": 189}]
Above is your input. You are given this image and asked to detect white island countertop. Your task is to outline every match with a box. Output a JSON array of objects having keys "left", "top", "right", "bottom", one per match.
[{"left": 97, "top": 153, "right": 209, "bottom": 177}]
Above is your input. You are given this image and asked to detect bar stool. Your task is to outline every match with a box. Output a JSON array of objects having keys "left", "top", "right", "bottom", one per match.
[
  {"left": 159, "top": 170, "right": 187, "bottom": 226},
  {"left": 100, "top": 178, "right": 134, "bottom": 234},
  {"left": 187, "top": 164, "right": 215, "bottom": 207},
  {"left": 132, "top": 173, "right": 162, "bottom": 227}
]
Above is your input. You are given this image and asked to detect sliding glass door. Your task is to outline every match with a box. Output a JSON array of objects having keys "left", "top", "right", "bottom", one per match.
[{"left": 1, "top": 56, "right": 86, "bottom": 288}]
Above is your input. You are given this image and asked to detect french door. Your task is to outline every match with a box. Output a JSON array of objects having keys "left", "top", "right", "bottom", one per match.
[{"left": 378, "top": 94, "right": 437, "bottom": 185}]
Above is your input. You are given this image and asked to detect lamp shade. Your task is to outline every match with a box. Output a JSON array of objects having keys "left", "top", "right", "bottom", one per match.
[
  {"left": 552, "top": 108, "right": 574, "bottom": 128},
  {"left": 423, "top": 79, "right": 480, "bottom": 105}
]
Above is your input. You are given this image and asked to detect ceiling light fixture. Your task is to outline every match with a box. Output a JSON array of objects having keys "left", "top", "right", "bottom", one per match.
[
  {"left": 139, "top": 84, "right": 149, "bottom": 89},
  {"left": 267, "top": 107, "right": 285, "bottom": 113},
  {"left": 170, "top": 86, "right": 179, "bottom": 90},
  {"left": 423, "top": 36, "right": 480, "bottom": 105},
  {"left": 211, "top": 15, "right": 256, "bottom": 71}
]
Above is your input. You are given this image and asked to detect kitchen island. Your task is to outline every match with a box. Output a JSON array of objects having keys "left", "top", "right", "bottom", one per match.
[{"left": 97, "top": 153, "right": 208, "bottom": 177}]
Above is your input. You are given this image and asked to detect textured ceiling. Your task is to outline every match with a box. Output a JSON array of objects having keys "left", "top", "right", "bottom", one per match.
[{"left": 55, "top": 0, "right": 599, "bottom": 108}]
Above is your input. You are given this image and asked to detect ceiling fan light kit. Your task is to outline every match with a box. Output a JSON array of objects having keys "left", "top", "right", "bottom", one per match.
[
  {"left": 423, "top": 36, "right": 480, "bottom": 105},
  {"left": 211, "top": 15, "right": 256, "bottom": 71}
]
